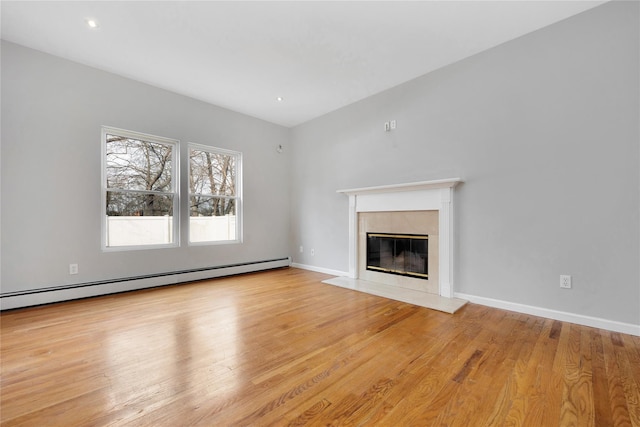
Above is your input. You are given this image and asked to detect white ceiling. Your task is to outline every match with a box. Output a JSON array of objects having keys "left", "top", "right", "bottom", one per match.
[{"left": 1, "top": 1, "right": 606, "bottom": 127}]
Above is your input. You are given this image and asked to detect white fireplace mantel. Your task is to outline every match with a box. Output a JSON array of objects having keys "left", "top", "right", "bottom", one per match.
[
  {"left": 337, "top": 178, "right": 462, "bottom": 197},
  {"left": 337, "top": 178, "right": 462, "bottom": 298}
]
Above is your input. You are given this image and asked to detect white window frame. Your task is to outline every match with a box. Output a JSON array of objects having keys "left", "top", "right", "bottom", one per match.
[
  {"left": 188, "top": 142, "right": 243, "bottom": 246},
  {"left": 101, "top": 126, "right": 180, "bottom": 251}
]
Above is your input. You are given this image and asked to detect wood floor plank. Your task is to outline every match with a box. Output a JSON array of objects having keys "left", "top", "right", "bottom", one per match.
[
  {"left": 602, "top": 329, "right": 634, "bottom": 426},
  {"left": 501, "top": 316, "right": 548, "bottom": 427},
  {"left": 535, "top": 319, "right": 564, "bottom": 426},
  {"left": 611, "top": 333, "right": 640, "bottom": 426},
  {"left": 578, "top": 325, "right": 596, "bottom": 426},
  {"left": 591, "top": 328, "right": 614, "bottom": 427},
  {"left": 560, "top": 324, "right": 585, "bottom": 426},
  {"left": 1, "top": 268, "right": 638, "bottom": 426}
]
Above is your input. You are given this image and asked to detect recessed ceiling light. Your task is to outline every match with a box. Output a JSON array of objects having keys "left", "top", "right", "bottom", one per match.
[
  {"left": 276, "top": 96, "right": 284, "bottom": 102},
  {"left": 86, "top": 19, "right": 99, "bottom": 29}
]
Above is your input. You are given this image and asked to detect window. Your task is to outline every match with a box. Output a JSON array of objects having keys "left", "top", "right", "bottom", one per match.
[
  {"left": 189, "top": 143, "right": 242, "bottom": 244},
  {"left": 102, "top": 127, "right": 179, "bottom": 249}
]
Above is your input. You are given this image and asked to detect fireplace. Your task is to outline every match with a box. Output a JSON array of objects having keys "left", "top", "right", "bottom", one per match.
[
  {"left": 337, "top": 178, "right": 462, "bottom": 298},
  {"left": 366, "top": 233, "right": 428, "bottom": 279},
  {"left": 358, "top": 211, "right": 438, "bottom": 293}
]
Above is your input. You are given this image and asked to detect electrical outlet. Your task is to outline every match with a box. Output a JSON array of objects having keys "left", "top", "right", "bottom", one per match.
[
  {"left": 69, "top": 263, "right": 79, "bottom": 275},
  {"left": 299, "top": 246, "right": 303, "bottom": 253},
  {"left": 560, "top": 275, "right": 571, "bottom": 289},
  {"left": 310, "top": 248, "right": 315, "bottom": 256},
  {"left": 390, "top": 120, "right": 397, "bottom": 130}
]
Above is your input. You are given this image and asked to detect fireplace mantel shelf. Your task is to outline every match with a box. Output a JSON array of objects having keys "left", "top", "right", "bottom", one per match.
[{"left": 337, "top": 178, "right": 462, "bottom": 197}]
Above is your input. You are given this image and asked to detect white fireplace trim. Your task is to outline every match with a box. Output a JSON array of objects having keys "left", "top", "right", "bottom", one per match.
[{"left": 338, "top": 178, "right": 462, "bottom": 298}]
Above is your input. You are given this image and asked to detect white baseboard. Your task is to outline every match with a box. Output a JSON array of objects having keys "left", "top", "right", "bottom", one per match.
[
  {"left": 291, "top": 263, "right": 349, "bottom": 277},
  {"left": 1, "top": 258, "right": 291, "bottom": 310},
  {"left": 455, "top": 292, "right": 640, "bottom": 337}
]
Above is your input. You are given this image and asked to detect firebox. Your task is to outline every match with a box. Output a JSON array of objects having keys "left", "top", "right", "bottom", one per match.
[{"left": 366, "top": 233, "right": 429, "bottom": 280}]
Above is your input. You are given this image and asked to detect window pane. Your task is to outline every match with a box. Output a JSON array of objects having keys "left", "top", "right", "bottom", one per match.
[
  {"left": 106, "top": 191, "right": 174, "bottom": 247},
  {"left": 190, "top": 195, "right": 235, "bottom": 217},
  {"left": 190, "top": 196, "right": 236, "bottom": 242},
  {"left": 106, "top": 134, "right": 173, "bottom": 192},
  {"left": 189, "top": 150, "right": 235, "bottom": 196},
  {"left": 107, "top": 191, "right": 173, "bottom": 216}
]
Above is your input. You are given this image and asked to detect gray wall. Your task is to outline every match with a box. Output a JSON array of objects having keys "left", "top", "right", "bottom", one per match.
[
  {"left": 1, "top": 41, "right": 291, "bottom": 294},
  {"left": 290, "top": 2, "right": 639, "bottom": 325},
  {"left": 2, "top": 2, "right": 638, "bottom": 326}
]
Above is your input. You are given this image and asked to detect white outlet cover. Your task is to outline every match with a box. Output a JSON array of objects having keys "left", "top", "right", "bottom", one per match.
[{"left": 560, "top": 275, "right": 571, "bottom": 288}]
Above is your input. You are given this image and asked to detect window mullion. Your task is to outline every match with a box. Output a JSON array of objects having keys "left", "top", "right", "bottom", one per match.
[
  {"left": 106, "top": 188, "right": 176, "bottom": 196},
  {"left": 190, "top": 193, "right": 236, "bottom": 199}
]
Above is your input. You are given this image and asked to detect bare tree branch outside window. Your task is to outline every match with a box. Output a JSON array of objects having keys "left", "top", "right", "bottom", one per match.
[
  {"left": 189, "top": 145, "right": 241, "bottom": 243},
  {"left": 189, "top": 149, "right": 236, "bottom": 217},
  {"left": 106, "top": 134, "right": 174, "bottom": 217}
]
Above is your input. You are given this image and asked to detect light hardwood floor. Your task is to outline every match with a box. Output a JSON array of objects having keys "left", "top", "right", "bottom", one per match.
[{"left": 1, "top": 268, "right": 639, "bottom": 426}]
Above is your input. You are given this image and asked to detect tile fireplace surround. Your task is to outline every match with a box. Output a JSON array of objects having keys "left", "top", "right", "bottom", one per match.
[{"left": 324, "top": 178, "right": 467, "bottom": 314}]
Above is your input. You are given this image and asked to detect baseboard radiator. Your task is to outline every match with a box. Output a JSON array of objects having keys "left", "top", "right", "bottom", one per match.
[{"left": 0, "top": 257, "right": 291, "bottom": 310}]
